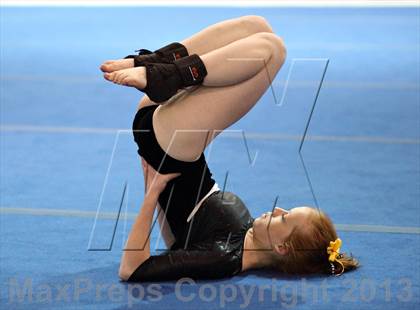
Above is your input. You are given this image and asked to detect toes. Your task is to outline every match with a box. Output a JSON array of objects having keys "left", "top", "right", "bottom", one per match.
[
  {"left": 122, "top": 75, "right": 139, "bottom": 87},
  {"left": 121, "top": 76, "right": 131, "bottom": 86},
  {"left": 104, "top": 71, "right": 124, "bottom": 84},
  {"left": 100, "top": 64, "right": 112, "bottom": 72},
  {"left": 103, "top": 72, "right": 112, "bottom": 81},
  {"left": 100, "top": 60, "right": 115, "bottom": 72},
  {"left": 104, "top": 72, "right": 120, "bottom": 83},
  {"left": 109, "top": 73, "right": 119, "bottom": 83},
  {"left": 115, "top": 74, "right": 124, "bottom": 84},
  {"left": 113, "top": 72, "right": 123, "bottom": 84},
  {"left": 100, "top": 59, "right": 134, "bottom": 72},
  {"left": 116, "top": 72, "right": 130, "bottom": 84},
  {"left": 104, "top": 68, "right": 139, "bottom": 88}
]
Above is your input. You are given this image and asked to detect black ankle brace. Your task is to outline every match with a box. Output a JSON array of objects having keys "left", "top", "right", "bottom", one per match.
[
  {"left": 140, "top": 54, "right": 207, "bottom": 103},
  {"left": 124, "top": 42, "right": 189, "bottom": 67}
]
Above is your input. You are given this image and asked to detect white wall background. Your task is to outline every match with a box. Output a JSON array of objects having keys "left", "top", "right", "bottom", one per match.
[{"left": 1, "top": 0, "right": 419, "bottom": 7}]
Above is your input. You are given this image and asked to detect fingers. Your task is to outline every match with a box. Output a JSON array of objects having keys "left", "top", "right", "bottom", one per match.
[
  {"left": 142, "top": 158, "right": 148, "bottom": 174},
  {"left": 145, "top": 161, "right": 158, "bottom": 174},
  {"left": 165, "top": 172, "right": 182, "bottom": 181},
  {"left": 141, "top": 159, "right": 181, "bottom": 194},
  {"left": 142, "top": 157, "right": 181, "bottom": 182},
  {"left": 141, "top": 157, "right": 148, "bottom": 191}
]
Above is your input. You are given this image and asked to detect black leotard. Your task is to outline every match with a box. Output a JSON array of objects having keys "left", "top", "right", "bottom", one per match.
[
  {"left": 130, "top": 105, "right": 254, "bottom": 281},
  {"left": 127, "top": 191, "right": 254, "bottom": 282},
  {"left": 132, "top": 105, "right": 217, "bottom": 245}
]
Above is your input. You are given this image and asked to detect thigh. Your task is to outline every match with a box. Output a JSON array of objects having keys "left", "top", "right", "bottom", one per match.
[{"left": 152, "top": 54, "right": 284, "bottom": 162}]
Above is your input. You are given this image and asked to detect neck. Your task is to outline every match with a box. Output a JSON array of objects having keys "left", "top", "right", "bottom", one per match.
[{"left": 241, "top": 228, "right": 273, "bottom": 271}]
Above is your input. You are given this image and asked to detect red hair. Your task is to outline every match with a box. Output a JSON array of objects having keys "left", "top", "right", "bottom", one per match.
[{"left": 270, "top": 209, "right": 359, "bottom": 275}]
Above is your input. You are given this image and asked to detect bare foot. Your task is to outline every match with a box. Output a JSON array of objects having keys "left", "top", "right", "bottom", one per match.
[
  {"left": 100, "top": 59, "right": 134, "bottom": 72},
  {"left": 103, "top": 67, "right": 147, "bottom": 89}
]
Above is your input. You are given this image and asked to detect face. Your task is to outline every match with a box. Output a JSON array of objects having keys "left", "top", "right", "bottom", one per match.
[{"left": 252, "top": 206, "right": 314, "bottom": 250}]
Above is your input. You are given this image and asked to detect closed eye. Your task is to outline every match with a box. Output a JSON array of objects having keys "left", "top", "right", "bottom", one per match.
[{"left": 281, "top": 214, "right": 286, "bottom": 222}]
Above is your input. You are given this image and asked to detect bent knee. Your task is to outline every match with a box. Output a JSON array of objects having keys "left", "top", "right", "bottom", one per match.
[
  {"left": 253, "top": 32, "right": 287, "bottom": 65},
  {"left": 239, "top": 15, "right": 274, "bottom": 34}
]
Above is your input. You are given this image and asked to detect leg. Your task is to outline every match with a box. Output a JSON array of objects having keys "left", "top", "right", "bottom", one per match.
[
  {"left": 134, "top": 15, "right": 274, "bottom": 109},
  {"left": 153, "top": 32, "right": 286, "bottom": 161},
  {"left": 181, "top": 15, "right": 273, "bottom": 57}
]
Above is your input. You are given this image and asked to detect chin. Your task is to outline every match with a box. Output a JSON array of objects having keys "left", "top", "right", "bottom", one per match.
[
  {"left": 252, "top": 217, "right": 261, "bottom": 228},
  {"left": 252, "top": 218, "right": 264, "bottom": 238}
]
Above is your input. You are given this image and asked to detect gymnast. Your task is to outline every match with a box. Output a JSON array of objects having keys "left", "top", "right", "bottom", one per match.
[{"left": 100, "top": 15, "right": 359, "bottom": 282}]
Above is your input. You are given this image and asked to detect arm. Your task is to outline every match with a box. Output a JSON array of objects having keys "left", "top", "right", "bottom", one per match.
[
  {"left": 127, "top": 245, "right": 240, "bottom": 282},
  {"left": 118, "top": 191, "right": 159, "bottom": 280},
  {"left": 119, "top": 158, "right": 181, "bottom": 281}
]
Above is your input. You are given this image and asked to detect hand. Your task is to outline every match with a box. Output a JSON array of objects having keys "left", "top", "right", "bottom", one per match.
[{"left": 141, "top": 157, "right": 181, "bottom": 196}]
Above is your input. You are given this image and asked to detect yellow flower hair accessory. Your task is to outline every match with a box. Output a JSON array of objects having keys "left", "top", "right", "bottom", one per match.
[
  {"left": 327, "top": 238, "right": 344, "bottom": 276},
  {"left": 327, "top": 238, "right": 341, "bottom": 262}
]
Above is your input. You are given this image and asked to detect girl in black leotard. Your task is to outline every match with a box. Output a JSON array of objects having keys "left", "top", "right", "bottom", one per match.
[{"left": 100, "top": 16, "right": 359, "bottom": 282}]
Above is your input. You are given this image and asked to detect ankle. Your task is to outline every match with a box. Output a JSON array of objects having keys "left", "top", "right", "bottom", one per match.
[{"left": 173, "top": 54, "right": 207, "bottom": 86}]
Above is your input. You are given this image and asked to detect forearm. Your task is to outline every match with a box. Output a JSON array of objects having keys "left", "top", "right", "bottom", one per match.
[{"left": 119, "top": 191, "right": 160, "bottom": 278}]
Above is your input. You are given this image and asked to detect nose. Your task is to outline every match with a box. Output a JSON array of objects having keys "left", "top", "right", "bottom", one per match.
[{"left": 260, "top": 207, "right": 289, "bottom": 219}]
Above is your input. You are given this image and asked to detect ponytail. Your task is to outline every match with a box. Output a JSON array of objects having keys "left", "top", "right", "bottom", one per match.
[{"left": 331, "top": 252, "right": 360, "bottom": 276}]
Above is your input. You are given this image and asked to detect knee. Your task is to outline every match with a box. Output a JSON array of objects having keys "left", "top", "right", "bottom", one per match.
[
  {"left": 239, "top": 15, "right": 274, "bottom": 34},
  {"left": 254, "top": 32, "right": 287, "bottom": 66}
]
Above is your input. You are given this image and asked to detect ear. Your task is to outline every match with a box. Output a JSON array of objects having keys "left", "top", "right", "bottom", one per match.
[{"left": 273, "top": 243, "right": 289, "bottom": 256}]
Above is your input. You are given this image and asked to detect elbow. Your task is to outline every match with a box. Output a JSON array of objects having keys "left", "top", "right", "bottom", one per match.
[
  {"left": 118, "top": 266, "right": 132, "bottom": 282},
  {"left": 119, "top": 254, "right": 151, "bottom": 281}
]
